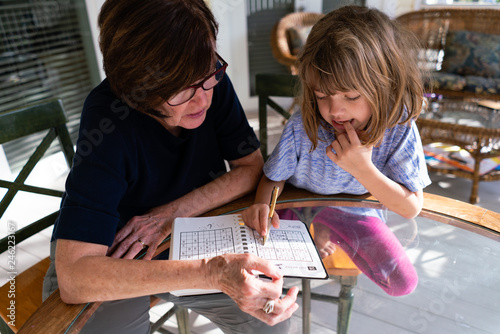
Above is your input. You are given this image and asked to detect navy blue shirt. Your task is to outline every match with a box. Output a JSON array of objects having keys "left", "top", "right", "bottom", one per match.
[{"left": 52, "top": 74, "right": 259, "bottom": 246}]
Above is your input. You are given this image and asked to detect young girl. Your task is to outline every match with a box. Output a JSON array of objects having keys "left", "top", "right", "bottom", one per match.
[{"left": 242, "top": 5, "right": 431, "bottom": 296}]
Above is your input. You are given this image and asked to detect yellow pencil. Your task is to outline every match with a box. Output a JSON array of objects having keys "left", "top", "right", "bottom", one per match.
[{"left": 263, "top": 186, "right": 279, "bottom": 245}]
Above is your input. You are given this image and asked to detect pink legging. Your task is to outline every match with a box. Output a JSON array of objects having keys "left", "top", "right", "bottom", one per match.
[{"left": 277, "top": 207, "right": 418, "bottom": 296}]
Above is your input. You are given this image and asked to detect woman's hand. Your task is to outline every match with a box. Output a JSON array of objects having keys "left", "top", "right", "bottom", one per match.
[
  {"left": 107, "top": 213, "right": 171, "bottom": 260},
  {"left": 207, "top": 253, "right": 299, "bottom": 326},
  {"left": 326, "top": 121, "right": 374, "bottom": 178},
  {"left": 241, "top": 204, "right": 280, "bottom": 237}
]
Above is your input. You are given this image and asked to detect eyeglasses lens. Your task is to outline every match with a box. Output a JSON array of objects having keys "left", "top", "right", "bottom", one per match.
[{"left": 168, "top": 58, "right": 226, "bottom": 106}]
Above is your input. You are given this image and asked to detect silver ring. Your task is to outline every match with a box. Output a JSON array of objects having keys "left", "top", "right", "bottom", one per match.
[
  {"left": 137, "top": 239, "right": 147, "bottom": 248},
  {"left": 263, "top": 299, "right": 275, "bottom": 314}
]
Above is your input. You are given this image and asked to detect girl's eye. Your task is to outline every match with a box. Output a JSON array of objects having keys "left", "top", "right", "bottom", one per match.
[
  {"left": 315, "top": 94, "right": 327, "bottom": 100},
  {"left": 346, "top": 95, "right": 361, "bottom": 101}
]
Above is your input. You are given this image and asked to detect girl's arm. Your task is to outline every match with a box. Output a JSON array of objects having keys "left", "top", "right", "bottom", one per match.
[
  {"left": 327, "top": 122, "right": 423, "bottom": 219},
  {"left": 241, "top": 175, "right": 286, "bottom": 236},
  {"left": 351, "top": 164, "right": 424, "bottom": 219}
]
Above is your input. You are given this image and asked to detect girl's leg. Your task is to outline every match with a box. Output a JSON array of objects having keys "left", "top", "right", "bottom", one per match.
[{"left": 312, "top": 207, "right": 418, "bottom": 296}]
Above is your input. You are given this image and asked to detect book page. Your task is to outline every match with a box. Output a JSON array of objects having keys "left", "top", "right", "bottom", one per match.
[{"left": 169, "top": 214, "right": 327, "bottom": 296}]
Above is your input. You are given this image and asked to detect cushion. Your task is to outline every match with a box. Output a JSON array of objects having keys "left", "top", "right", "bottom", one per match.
[
  {"left": 428, "top": 72, "right": 466, "bottom": 91},
  {"left": 286, "top": 26, "right": 313, "bottom": 55},
  {"left": 442, "top": 30, "right": 500, "bottom": 78}
]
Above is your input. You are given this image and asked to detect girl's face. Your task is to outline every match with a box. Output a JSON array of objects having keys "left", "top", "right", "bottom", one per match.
[{"left": 314, "top": 90, "right": 372, "bottom": 134}]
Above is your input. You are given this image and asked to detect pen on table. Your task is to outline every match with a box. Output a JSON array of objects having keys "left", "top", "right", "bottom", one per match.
[{"left": 263, "top": 186, "right": 279, "bottom": 245}]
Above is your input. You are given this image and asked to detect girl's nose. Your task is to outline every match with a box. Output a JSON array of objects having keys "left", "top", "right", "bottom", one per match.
[{"left": 328, "top": 95, "right": 345, "bottom": 115}]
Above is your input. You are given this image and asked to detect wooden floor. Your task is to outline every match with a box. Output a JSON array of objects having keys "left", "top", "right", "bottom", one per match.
[{"left": 1, "top": 110, "right": 500, "bottom": 333}]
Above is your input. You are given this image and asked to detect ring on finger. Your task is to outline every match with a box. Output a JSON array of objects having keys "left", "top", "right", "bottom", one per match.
[
  {"left": 137, "top": 239, "right": 147, "bottom": 248},
  {"left": 263, "top": 299, "right": 275, "bottom": 314}
]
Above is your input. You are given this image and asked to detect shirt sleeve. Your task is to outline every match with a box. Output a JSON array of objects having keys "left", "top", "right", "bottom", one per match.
[
  {"left": 382, "top": 121, "right": 431, "bottom": 193},
  {"left": 53, "top": 105, "right": 130, "bottom": 246},
  {"left": 263, "top": 113, "right": 300, "bottom": 181}
]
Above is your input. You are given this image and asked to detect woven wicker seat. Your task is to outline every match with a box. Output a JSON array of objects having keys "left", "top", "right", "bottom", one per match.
[
  {"left": 270, "top": 12, "right": 324, "bottom": 74},
  {"left": 418, "top": 101, "right": 500, "bottom": 204},
  {"left": 397, "top": 8, "right": 500, "bottom": 101}
]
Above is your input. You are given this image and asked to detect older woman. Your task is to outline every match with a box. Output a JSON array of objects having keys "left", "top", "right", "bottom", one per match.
[{"left": 42, "top": 0, "right": 298, "bottom": 333}]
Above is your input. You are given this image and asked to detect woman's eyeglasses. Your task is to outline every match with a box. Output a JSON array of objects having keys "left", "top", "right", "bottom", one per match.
[{"left": 167, "top": 53, "right": 228, "bottom": 106}]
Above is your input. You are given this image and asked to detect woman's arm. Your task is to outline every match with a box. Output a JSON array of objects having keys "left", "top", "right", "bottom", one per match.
[
  {"left": 109, "top": 149, "right": 264, "bottom": 260},
  {"left": 56, "top": 238, "right": 299, "bottom": 325}
]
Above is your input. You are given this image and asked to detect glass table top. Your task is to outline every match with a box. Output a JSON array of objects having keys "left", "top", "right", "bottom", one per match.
[
  {"left": 422, "top": 99, "right": 500, "bottom": 130},
  {"left": 274, "top": 203, "right": 500, "bottom": 333},
  {"left": 43, "top": 194, "right": 500, "bottom": 334}
]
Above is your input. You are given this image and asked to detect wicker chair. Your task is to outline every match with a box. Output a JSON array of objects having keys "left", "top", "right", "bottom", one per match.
[
  {"left": 397, "top": 8, "right": 500, "bottom": 101},
  {"left": 270, "top": 12, "right": 324, "bottom": 74},
  {"left": 397, "top": 9, "right": 500, "bottom": 204}
]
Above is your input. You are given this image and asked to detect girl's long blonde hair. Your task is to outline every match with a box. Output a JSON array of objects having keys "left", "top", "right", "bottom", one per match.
[{"left": 297, "top": 5, "right": 424, "bottom": 150}]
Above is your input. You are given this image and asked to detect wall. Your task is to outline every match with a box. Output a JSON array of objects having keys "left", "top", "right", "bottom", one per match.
[
  {"left": 85, "top": 0, "right": 106, "bottom": 81},
  {"left": 210, "top": 1, "right": 254, "bottom": 110}
]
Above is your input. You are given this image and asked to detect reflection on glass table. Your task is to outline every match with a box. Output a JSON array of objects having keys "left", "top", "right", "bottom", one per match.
[
  {"left": 279, "top": 206, "right": 418, "bottom": 297},
  {"left": 277, "top": 204, "right": 499, "bottom": 334}
]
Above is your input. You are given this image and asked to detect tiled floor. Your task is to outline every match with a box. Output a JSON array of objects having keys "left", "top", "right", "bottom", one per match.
[{"left": 1, "top": 109, "right": 499, "bottom": 333}]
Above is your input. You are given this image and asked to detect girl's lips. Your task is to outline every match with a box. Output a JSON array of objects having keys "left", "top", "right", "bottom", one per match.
[{"left": 331, "top": 119, "right": 353, "bottom": 131}]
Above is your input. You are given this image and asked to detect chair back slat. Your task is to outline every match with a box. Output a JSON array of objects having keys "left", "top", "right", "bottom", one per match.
[
  {"left": 0, "top": 98, "right": 74, "bottom": 252},
  {"left": 0, "top": 213, "right": 59, "bottom": 253},
  {"left": 256, "top": 73, "right": 300, "bottom": 158},
  {"left": 0, "top": 99, "right": 68, "bottom": 144},
  {"left": 55, "top": 124, "right": 75, "bottom": 167}
]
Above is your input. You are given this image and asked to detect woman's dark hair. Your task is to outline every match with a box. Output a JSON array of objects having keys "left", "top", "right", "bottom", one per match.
[{"left": 98, "top": 0, "right": 219, "bottom": 114}]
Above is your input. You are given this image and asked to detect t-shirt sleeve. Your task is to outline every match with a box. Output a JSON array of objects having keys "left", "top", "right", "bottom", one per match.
[
  {"left": 263, "top": 113, "right": 299, "bottom": 181},
  {"left": 382, "top": 121, "right": 431, "bottom": 193},
  {"left": 211, "top": 74, "right": 260, "bottom": 161},
  {"left": 52, "top": 107, "right": 129, "bottom": 246}
]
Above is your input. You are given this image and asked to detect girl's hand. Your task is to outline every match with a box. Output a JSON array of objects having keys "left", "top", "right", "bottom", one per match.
[
  {"left": 326, "top": 121, "right": 374, "bottom": 177},
  {"left": 241, "top": 204, "right": 280, "bottom": 237},
  {"left": 207, "top": 253, "right": 299, "bottom": 326},
  {"left": 107, "top": 213, "right": 171, "bottom": 260}
]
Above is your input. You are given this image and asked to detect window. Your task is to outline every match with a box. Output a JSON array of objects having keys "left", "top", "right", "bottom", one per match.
[{"left": 0, "top": 0, "right": 99, "bottom": 172}]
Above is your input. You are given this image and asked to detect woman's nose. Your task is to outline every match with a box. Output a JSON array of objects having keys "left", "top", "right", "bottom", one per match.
[{"left": 191, "top": 87, "right": 209, "bottom": 106}]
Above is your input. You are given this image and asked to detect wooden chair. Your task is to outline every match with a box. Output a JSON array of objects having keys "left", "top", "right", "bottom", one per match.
[
  {"left": 0, "top": 98, "right": 75, "bottom": 333},
  {"left": 0, "top": 99, "right": 188, "bottom": 333},
  {"left": 256, "top": 73, "right": 362, "bottom": 334},
  {"left": 256, "top": 73, "right": 299, "bottom": 158}
]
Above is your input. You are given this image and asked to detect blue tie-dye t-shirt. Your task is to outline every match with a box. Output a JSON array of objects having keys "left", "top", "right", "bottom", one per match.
[{"left": 264, "top": 112, "right": 431, "bottom": 195}]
